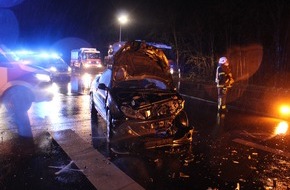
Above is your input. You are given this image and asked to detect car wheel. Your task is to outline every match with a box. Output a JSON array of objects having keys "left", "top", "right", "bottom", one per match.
[
  {"left": 106, "top": 110, "right": 113, "bottom": 142},
  {"left": 3, "top": 86, "right": 33, "bottom": 113},
  {"left": 90, "top": 93, "right": 98, "bottom": 118},
  {"left": 175, "top": 110, "right": 189, "bottom": 128},
  {"left": 173, "top": 110, "right": 192, "bottom": 142}
]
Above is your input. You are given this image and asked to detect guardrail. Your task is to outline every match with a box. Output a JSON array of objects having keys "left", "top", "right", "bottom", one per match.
[{"left": 174, "top": 78, "right": 290, "bottom": 119}]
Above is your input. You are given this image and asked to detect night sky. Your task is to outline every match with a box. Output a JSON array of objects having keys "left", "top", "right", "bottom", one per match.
[
  {"left": 2, "top": 0, "right": 192, "bottom": 62},
  {"left": 2, "top": 0, "right": 168, "bottom": 53},
  {"left": 2, "top": 0, "right": 290, "bottom": 74},
  {"left": 2, "top": 1, "right": 212, "bottom": 42}
]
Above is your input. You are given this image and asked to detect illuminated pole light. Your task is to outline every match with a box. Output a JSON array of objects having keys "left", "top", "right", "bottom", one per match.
[{"left": 118, "top": 15, "right": 128, "bottom": 42}]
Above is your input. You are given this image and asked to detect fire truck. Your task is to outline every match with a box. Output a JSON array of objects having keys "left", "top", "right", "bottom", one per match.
[
  {"left": 70, "top": 48, "right": 105, "bottom": 94},
  {"left": 70, "top": 48, "right": 103, "bottom": 73}
]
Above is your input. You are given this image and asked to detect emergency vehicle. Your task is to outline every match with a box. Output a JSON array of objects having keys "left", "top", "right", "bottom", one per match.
[
  {"left": 0, "top": 47, "right": 54, "bottom": 113},
  {"left": 70, "top": 48, "right": 103, "bottom": 74},
  {"left": 15, "top": 51, "right": 71, "bottom": 84},
  {"left": 70, "top": 47, "right": 105, "bottom": 94}
]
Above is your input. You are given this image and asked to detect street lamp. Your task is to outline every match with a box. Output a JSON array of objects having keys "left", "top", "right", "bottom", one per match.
[{"left": 118, "top": 14, "right": 128, "bottom": 42}]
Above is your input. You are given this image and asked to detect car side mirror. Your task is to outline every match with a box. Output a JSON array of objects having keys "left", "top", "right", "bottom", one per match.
[{"left": 98, "top": 83, "right": 107, "bottom": 90}]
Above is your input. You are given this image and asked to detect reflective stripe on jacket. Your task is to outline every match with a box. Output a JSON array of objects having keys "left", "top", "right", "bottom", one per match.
[{"left": 215, "top": 64, "right": 234, "bottom": 87}]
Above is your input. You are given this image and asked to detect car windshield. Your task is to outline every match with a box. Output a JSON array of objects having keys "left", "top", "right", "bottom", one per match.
[{"left": 85, "top": 52, "right": 100, "bottom": 59}]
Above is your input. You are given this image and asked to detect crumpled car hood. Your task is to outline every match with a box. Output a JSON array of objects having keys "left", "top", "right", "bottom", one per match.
[
  {"left": 111, "top": 40, "right": 174, "bottom": 89},
  {"left": 113, "top": 88, "right": 184, "bottom": 120}
]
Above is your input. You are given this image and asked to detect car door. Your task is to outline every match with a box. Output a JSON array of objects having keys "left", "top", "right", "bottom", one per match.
[{"left": 94, "top": 69, "right": 112, "bottom": 118}]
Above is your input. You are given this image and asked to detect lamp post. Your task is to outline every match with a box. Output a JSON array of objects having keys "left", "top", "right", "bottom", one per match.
[{"left": 118, "top": 14, "right": 128, "bottom": 42}]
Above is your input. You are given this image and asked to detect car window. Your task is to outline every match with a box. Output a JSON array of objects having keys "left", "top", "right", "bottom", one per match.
[{"left": 98, "top": 69, "right": 112, "bottom": 87}]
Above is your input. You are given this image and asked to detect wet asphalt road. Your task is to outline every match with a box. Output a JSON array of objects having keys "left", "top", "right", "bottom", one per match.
[{"left": 1, "top": 83, "right": 290, "bottom": 189}]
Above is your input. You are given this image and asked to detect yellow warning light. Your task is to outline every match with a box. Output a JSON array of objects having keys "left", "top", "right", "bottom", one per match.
[{"left": 279, "top": 105, "right": 290, "bottom": 117}]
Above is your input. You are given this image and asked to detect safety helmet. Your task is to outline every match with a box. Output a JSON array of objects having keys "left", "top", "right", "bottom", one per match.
[{"left": 218, "top": 57, "right": 228, "bottom": 64}]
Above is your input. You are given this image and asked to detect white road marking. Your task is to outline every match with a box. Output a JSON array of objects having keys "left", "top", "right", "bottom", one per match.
[
  {"left": 48, "top": 161, "right": 84, "bottom": 175},
  {"left": 50, "top": 129, "right": 145, "bottom": 190}
]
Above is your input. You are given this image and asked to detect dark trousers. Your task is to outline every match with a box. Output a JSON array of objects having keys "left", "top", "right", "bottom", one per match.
[{"left": 217, "top": 87, "right": 228, "bottom": 110}]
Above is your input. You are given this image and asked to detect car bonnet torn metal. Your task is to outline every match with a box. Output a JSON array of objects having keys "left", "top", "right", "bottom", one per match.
[
  {"left": 90, "top": 40, "right": 193, "bottom": 149},
  {"left": 112, "top": 40, "right": 174, "bottom": 89}
]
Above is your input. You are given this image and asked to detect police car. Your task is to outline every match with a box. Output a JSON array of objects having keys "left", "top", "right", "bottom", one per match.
[{"left": 0, "top": 47, "right": 54, "bottom": 113}]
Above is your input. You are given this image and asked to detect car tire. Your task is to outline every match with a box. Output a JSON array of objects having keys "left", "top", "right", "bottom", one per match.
[
  {"left": 173, "top": 110, "right": 192, "bottom": 142},
  {"left": 106, "top": 109, "right": 113, "bottom": 142},
  {"left": 3, "top": 86, "right": 33, "bottom": 113},
  {"left": 90, "top": 93, "right": 98, "bottom": 118},
  {"left": 175, "top": 110, "right": 189, "bottom": 128}
]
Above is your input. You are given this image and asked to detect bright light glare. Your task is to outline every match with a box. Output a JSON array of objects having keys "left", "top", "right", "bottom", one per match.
[
  {"left": 275, "top": 121, "right": 288, "bottom": 135},
  {"left": 84, "top": 63, "right": 90, "bottom": 68},
  {"left": 82, "top": 73, "right": 92, "bottom": 88},
  {"left": 44, "top": 82, "right": 60, "bottom": 95},
  {"left": 50, "top": 66, "right": 57, "bottom": 72},
  {"left": 22, "top": 60, "right": 32, "bottom": 64},
  {"left": 280, "top": 105, "right": 290, "bottom": 116},
  {"left": 15, "top": 50, "right": 34, "bottom": 56},
  {"left": 118, "top": 15, "right": 128, "bottom": 24},
  {"left": 50, "top": 82, "right": 60, "bottom": 95},
  {"left": 39, "top": 52, "right": 60, "bottom": 59},
  {"left": 67, "top": 82, "right": 72, "bottom": 95},
  {"left": 35, "top": 74, "right": 50, "bottom": 82}
]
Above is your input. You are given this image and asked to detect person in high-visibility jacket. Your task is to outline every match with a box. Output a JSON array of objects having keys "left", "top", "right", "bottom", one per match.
[{"left": 215, "top": 57, "right": 234, "bottom": 112}]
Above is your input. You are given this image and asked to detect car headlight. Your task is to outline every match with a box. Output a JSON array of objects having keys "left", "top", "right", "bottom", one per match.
[
  {"left": 82, "top": 73, "right": 92, "bottom": 82},
  {"left": 96, "top": 63, "right": 103, "bottom": 68},
  {"left": 82, "top": 73, "right": 93, "bottom": 88},
  {"left": 35, "top": 73, "right": 51, "bottom": 82},
  {"left": 84, "top": 63, "right": 90, "bottom": 68},
  {"left": 121, "top": 106, "right": 145, "bottom": 120},
  {"left": 50, "top": 66, "right": 57, "bottom": 72}
]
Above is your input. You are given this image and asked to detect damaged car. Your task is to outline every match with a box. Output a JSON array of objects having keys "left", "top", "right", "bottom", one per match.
[{"left": 90, "top": 40, "right": 193, "bottom": 149}]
